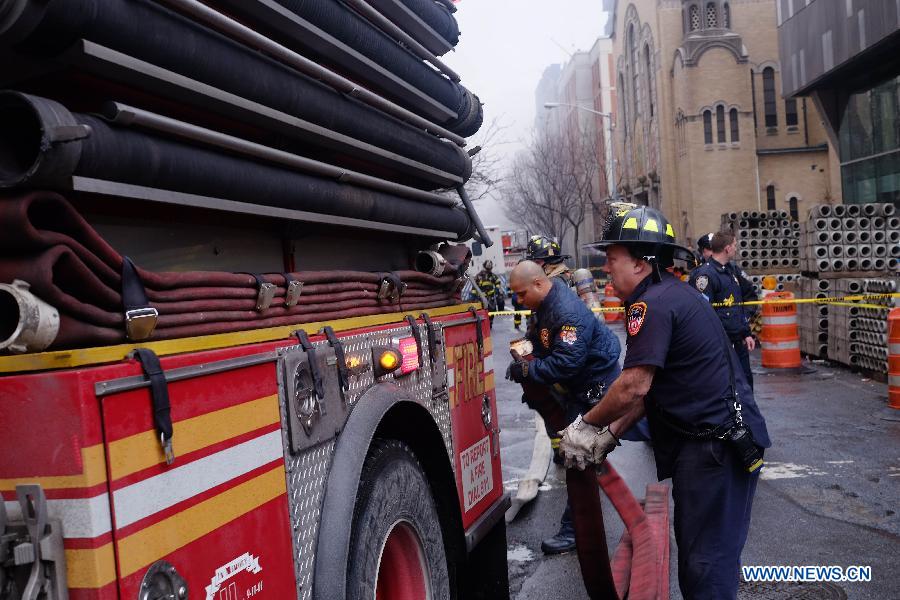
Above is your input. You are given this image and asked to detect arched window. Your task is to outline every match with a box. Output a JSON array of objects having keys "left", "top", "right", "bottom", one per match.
[
  {"left": 644, "top": 46, "right": 654, "bottom": 118},
  {"left": 723, "top": 3, "right": 731, "bottom": 28},
  {"left": 785, "top": 98, "right": 798, "bottom": 126},
  {"left": 628, "top": 25, "right": 639, "bottom": 117},
  {"left": 788, "top": 196, "right": 799, "bottom": 220},
  {"left": 716, "top": 105, "right": 726, "bottom": 142},
  {"left": 706, "top": 2, "right": 718, "bottom": 28},
  {"left": 703, "top": 110, "right": 713, "bottom": 144},
  {"left": 689, "top": 4, "right": 701, "bottom": 31},
  {"left": 618, "top": 72, "right": 628, "bottom": 138},
  {"left": 729, "top": 108, "right": 740, "bottom": 142},
  {"left": 766, "top": 185, "right": 776, "bottom": 210},
  {"left": 763, "top": 67, "right": 778, "bottom": 127}
]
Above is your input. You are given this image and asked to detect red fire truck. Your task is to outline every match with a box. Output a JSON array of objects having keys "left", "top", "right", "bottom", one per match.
[
  {"left": 0, "top": 300, "right": 508, "bottom": 600},
  {"left": 0, "top": 0, "right": 509, "bottom": 597}
]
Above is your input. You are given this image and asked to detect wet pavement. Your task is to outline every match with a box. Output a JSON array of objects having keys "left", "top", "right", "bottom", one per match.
[{"left": 489, "top": 313, "right": 900, "bottom": 599}]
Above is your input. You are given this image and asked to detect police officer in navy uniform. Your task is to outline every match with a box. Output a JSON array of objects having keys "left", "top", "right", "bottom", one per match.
[
  {"left": 696, "top": 232, "right": 714, "bottom": 263},
  {"left": 698, "top": 231, "right": 759, "bottom": 317},
  {"left": 506, "top": 260, "right": 621, "bottom": 555},
  {"left": 689, "top": 231, "right": 756, "bottom": 388},
  {"left": 558, "top": 206, "right": 770, "bottom": 600}
]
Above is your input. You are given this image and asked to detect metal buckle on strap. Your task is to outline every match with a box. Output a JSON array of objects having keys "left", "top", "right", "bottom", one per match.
[
  {"left": 161, "top": 431, "right": 175, "bottom": 465},
  {"left": 285, "top": 280, "right": 303, "bottom": 307},
  {"left": 256, "top": 282, "right": 277, "bottom": 310},
  {"left": 125, "top": 307, "right": 159, "bottom": 341}
]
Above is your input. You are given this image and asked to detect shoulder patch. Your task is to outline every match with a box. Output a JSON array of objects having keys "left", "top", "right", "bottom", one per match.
[
  {"left": 695, "top": 274, "right": 709, "bottom": 293},
  {"left": 626, "top": 302, "right": 648, "bottom": 336},
  {"left": 540, "top": 328, "right": 551, "bottom": 348},
  {"left": 560, "top": 325, "right": 578, "bottom": 345}
]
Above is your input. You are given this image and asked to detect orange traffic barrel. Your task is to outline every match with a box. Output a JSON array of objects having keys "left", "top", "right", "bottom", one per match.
[
  {"left": 760, "top": 291, "right": 802, "bottom": 368},
  {"left": 603, "top": 283, "right": 622, "bottom": 322},
  {"left": 889, "top": 307, "right": 900, "bottom": 409}
]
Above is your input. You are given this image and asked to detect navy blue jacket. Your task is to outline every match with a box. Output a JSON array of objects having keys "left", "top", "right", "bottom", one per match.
[
  {"left": 526, "top": 278, "right": 621, "bottom": 392},
  {"left": 689, "top": 258, "right": 752, "bottom": 340},
  {"left": 623, "top": 273, "right": 770, "bottom": 479}
]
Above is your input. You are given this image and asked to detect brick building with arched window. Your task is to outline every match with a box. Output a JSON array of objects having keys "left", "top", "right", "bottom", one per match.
[{"left": 603, "top": 0, "right": 841, "bottom": 248}]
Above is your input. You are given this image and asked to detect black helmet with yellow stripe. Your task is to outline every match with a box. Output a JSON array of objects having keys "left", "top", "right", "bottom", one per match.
[
  {"left": 526, "top": 235, "right": 569, "bottom": 263},
  {"left": 592, "top": 204, "right": 695, "bottom": 267}
]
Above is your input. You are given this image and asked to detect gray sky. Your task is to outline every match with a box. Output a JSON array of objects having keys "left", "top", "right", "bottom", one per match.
[{"left": 443, "top": 1, "right": 610, "bottom": 230}]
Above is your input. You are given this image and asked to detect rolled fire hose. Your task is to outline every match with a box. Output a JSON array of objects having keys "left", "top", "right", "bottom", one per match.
[
  {"left": 0, "top": 191, "right": 468, "bottom": 351},
  {"left": 0, "top": 0, "right": 471, "bottom": 179},
  {"left": 0, "top": 247, "right": 457, "bottom": 329},
  {"left": 367, "top": 0, "right": 460, "bottom": 55},
  {"left": 395, "top": 0, "right": 461, "bottom": 48},
  {"left": 261, "top": 0, "right": 480, "bottom": 134},
  {"left": 0, "top": 192, "right": 462, "bottom": 296},
  {"left": 0, "top": 93, "right": 475, "bottom": 238}
]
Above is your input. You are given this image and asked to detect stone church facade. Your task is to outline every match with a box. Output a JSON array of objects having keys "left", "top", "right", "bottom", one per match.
[{"left": 605, "top": 0, "right": 842, "bottom": 247}]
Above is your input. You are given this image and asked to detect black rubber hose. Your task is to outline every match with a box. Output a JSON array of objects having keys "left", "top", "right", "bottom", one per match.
[
  {"left": 75, "top": 116, "right": 473, "bottom": 237},
  {"left": 271, "top": 0, "right": 479, "bottom": 135},
  {"left": 2, "top": 0, "right": 471, "bottom": 178},
  {"left": 398, "top": 0, "right": 460, "bottom": 46},
  {"left": 0, "top": 95, "right": 473, "bottom": 237}
]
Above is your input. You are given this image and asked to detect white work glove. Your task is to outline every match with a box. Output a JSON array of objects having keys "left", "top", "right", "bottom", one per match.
[{"left": 558, "top": 415, "right": 620, "bottom": 471}]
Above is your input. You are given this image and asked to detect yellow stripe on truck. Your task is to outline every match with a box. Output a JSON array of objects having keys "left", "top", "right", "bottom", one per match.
[
  {"left": 108, "top": 395, "right": 280, "bottom": 480},
  {"left": 0, "top": 304, "right": 480, "bottom": 373},
  {"left": 66, "top": 543, "right": 116, "bottom": 589}
]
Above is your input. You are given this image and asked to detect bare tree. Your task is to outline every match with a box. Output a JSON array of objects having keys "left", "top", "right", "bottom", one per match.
[
  {"left": 464, "top": 116, "right": 508, "bottom": 203},
  {"left": 504, "top": 150, "right": 570, "bottom": 244},
  {"left": 502, "top": 125, "right": 602, "bottom": 264}
]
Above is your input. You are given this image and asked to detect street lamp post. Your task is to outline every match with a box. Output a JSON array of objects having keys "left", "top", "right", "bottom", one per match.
[{"left": 544, "top": 102, "right": 618, "bottom": 203}]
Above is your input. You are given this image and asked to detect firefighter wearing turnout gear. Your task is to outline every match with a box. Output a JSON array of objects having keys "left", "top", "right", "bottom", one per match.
[
  {"left": 506, "top": 260, "right": 621, "bottom": 555},
  {"left": 559, "top": 205, "right": 771, "bottom": 600},
  {"left": 474, "top": 260, "right": 504, "bottom": 325},
  {"left": 689, "top": 231, "right": 757, "bottom": 388},
  {"left": 526, "top": 235, "right": 573, "bottom": 285}
]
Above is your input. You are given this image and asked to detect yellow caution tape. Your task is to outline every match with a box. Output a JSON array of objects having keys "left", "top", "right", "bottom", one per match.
[{"left": 486, "top": 292, "right": 900, "bottom": 317}]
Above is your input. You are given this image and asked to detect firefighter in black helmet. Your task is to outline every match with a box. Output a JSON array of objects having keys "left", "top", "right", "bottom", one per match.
[
  {"left": 474, "top": 260, "right": 504, "bottom": 326},
  {"left": 526, "top": 235, "right": 572, "bottom": 284},
  {"left": 557, "top": 205, "right": 770, "bottom": 600}
]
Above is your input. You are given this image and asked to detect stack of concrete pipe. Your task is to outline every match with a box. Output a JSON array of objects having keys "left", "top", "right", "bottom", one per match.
[
  {"left": 800, "top": 203, "right": 900, "bottom": 274},
  {"left": 826, "top": 277, "right": 898, "bottom": 374},
  {"left": 721, "top": 210, "right": 802, "bottom": 275},
  {"left": 747, "top": 273, "right": 800, "bottom": 296},
  {"left": 797, "top": 276, "right": 831, "bottom": 358}
]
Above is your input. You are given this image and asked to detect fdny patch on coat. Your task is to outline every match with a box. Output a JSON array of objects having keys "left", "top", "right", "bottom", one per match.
[
  {"left": 540, "top": 328, "right": 551, "bottom": 348},
  {"left": 560, "top": 325, "right": 578, "bottom": 345},
  {"left": 695, "top": 275, "right": 709, "bottom": 293},
  {"left": 627, "top": 302, "right": 648, "bottom": 337}
]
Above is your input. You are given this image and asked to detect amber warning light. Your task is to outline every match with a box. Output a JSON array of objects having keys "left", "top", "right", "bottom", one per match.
[{"left": 373, "top": 346, "right": 402, "bottom": 377}]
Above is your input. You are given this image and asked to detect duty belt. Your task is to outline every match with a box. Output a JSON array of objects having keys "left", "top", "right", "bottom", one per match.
[{"left": 654, "top": 405, "right": 734, "bottom": 440}]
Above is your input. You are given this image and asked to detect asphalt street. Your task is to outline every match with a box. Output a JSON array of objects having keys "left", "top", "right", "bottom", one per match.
[{"left": 489, "top": 312, "right": 900, "bottom": 599}]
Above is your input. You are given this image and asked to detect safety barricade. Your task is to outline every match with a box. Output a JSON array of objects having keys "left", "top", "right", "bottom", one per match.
[
  {"left": 603, "top": 284, "right": 623, "bottom": 323},
  {"left": 889, "top": 307, "right": 900, "bottom": 410},
  {"left": 760, "top": 292, "right": 802, "bottom": 368}
]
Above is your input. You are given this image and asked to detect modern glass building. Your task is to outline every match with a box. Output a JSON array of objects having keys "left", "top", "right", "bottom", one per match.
[{"left": 778, "top": 0, "right": 900, "bottom": 205}]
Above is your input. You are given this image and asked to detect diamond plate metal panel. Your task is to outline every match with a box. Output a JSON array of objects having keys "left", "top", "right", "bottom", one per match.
[{"left": 277, "top": 321, "right": 453, "bottom": 599}]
